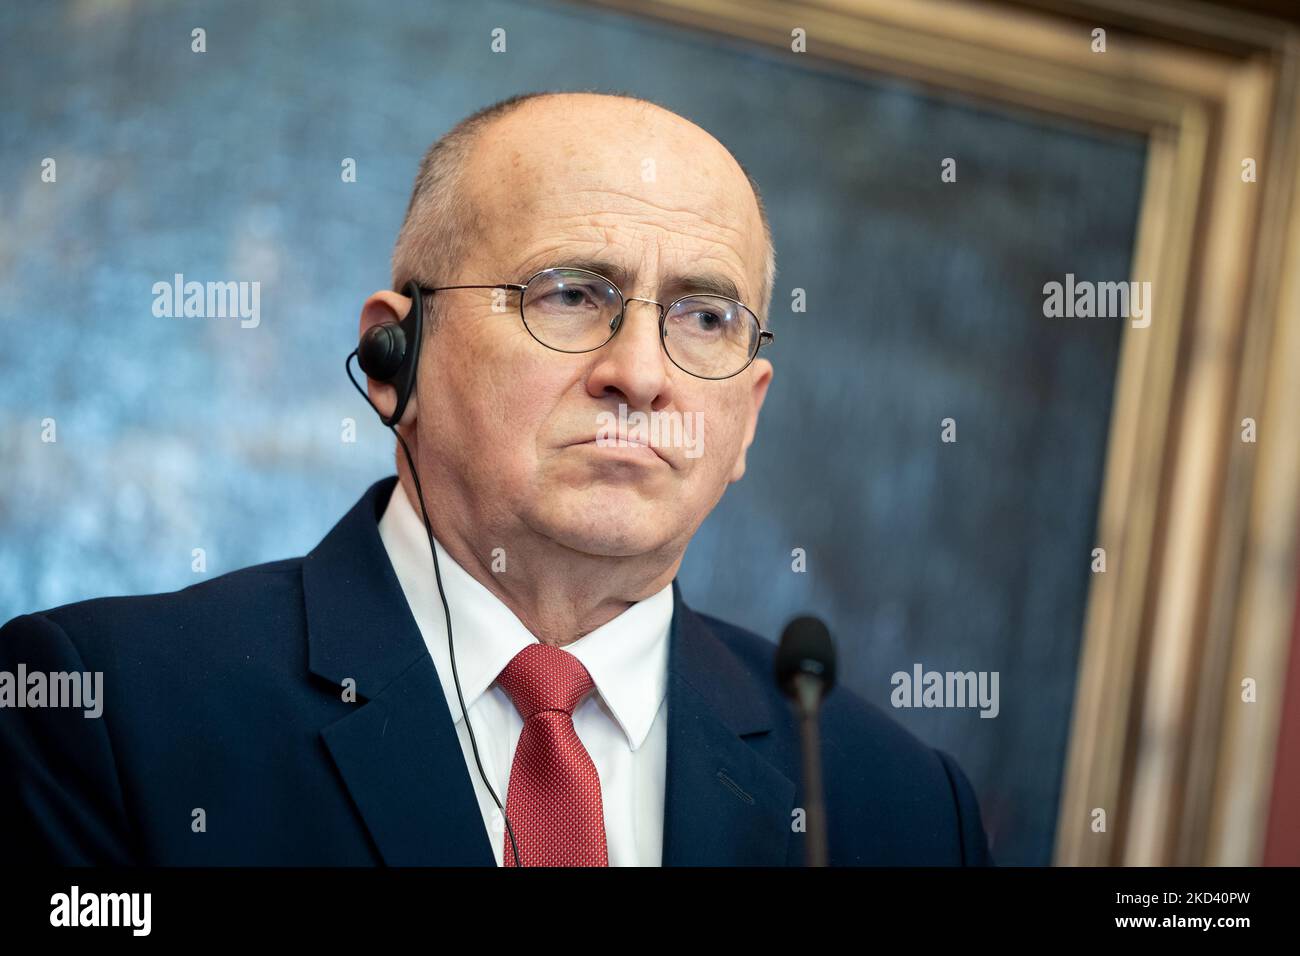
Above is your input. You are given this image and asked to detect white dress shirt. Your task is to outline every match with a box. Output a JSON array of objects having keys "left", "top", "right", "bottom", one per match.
[{"left": 377, "top": 480, "right": 673, "bottom": 866}]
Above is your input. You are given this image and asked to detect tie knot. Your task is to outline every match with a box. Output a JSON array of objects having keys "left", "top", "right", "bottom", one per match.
[{"left": 496, "top": 643, "right": 595, "bottom": 721}]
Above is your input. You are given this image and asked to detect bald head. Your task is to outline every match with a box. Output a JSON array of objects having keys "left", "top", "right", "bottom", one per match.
[{"left": 392, "top": 91, "right": 775, "bottom": 323}]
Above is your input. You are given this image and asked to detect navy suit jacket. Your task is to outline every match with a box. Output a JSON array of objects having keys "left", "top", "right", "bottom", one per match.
[{"left": 0, "top": 477, "right": 992, "bottom": 866}]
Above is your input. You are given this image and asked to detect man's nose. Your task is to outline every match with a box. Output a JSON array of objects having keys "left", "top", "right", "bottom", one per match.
[{"left": 585, "top": 298, "right": 672, "bottom": 409}]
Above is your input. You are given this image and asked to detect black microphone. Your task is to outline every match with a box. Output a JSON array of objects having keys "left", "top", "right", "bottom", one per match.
[{"left": 775, "top": 615, "right": 836, "bottom": 867}]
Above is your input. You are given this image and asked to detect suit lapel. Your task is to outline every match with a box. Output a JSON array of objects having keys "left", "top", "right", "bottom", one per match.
[
  {"left": 305, "top": 478, "right": 494, "bottom": 865},
  {"left": 662, "top": 584, "right": 796, "bottom": 865}
]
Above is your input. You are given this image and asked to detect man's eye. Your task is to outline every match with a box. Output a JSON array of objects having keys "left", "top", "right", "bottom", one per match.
[
  {"left": 688, "top": 309, "right": 727, "bottom": 332},
  {"left": 544, "top": 288, "right": 595, "bottom": 308}
]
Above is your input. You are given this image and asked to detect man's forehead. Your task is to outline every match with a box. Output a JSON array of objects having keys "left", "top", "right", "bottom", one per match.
[
  {"left": 470, "top": 139, "right": 750, "bottom": 227},
  {"left": 495, "top": 206, "right": 758, "bottom": 300}
]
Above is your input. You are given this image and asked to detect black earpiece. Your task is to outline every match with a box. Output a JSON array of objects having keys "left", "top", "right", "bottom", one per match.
[
  {"left": 357, "top": 323, "right": 406, "bottom": 380},
  {"left": 355, "top": 279, "right": 425, "bottom": 427}
]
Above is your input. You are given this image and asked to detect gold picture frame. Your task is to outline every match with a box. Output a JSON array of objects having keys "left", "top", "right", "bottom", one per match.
[{"left": 575, "top": 0, "right": 1300, "bottom": 865}]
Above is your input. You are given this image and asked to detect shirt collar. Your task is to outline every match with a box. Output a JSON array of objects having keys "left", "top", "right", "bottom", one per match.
[{"left": 376, "top": 479, "right": 673, "bottom": 751}]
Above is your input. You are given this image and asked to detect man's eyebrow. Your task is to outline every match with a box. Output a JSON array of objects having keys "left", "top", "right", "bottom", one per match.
[
  {"left": 521, "top": 256, "right": 746, "bottom": 304},
  {"left": 664, "top": 271, "right": 744, "bottom": 303}
]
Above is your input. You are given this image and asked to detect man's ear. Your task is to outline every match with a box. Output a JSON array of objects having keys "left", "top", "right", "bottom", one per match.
[
  {"left": 358, "top": 289, "right": 420, "bottom": 428},
  {"left": 728, "top": 357, "right": 773, "bottom": 484}
]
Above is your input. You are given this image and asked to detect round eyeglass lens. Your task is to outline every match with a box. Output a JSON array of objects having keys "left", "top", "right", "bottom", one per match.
[
  {"left": 663, "top": 294, "right": 760, "bottom": 378},
  {"left": 521, "top": 269, "right": 622, "bottom": 352}
]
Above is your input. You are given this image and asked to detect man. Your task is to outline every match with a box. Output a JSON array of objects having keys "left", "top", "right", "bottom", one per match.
[{"left": 0, "top": 91, "right": 992, "bottom": 866}]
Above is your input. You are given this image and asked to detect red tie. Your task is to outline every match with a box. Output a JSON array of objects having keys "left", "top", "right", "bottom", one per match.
[{"left": 495, "top": 642, "right": 609, "bottom": 866}]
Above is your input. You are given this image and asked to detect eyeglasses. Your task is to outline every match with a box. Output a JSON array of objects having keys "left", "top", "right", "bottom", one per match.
[{"left": 414, "top": 266, "right": 774, "bottom": 380}]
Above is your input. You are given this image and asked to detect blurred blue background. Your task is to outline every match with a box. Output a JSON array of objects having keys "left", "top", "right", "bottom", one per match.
[{"left": 0, "top": 0, "right": 1145, "bottom": 863}]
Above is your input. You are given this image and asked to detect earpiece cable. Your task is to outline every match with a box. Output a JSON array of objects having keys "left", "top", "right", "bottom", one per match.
[{"left": 347, "top": 351, "right": 522, "bottom": 867}]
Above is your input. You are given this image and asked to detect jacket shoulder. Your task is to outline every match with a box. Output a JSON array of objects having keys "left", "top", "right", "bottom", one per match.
[
  {"left": 695, "top": 610, "right": 993, "bottom": 865},
  {"left": 4, "top": 556, "right": 307, "bottom": 664}
]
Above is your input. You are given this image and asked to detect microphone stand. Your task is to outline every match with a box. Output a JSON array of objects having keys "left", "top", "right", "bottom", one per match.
[{"left": 793, "top": 673, "right": 828, "bottom": 867}]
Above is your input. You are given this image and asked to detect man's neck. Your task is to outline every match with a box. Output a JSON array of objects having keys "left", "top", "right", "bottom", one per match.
[{"left": 394, "top": 474, "right": 680, "bottom": 648}]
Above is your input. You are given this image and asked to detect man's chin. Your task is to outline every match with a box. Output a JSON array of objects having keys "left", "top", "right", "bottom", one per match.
[{"left": 526, "top": 490, "right": 679, "bottom": 559}]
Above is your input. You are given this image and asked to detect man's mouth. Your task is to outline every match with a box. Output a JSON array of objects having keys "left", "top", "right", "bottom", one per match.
[{"left": 570, "top": 433, "right": 671, "bottom": 466}]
